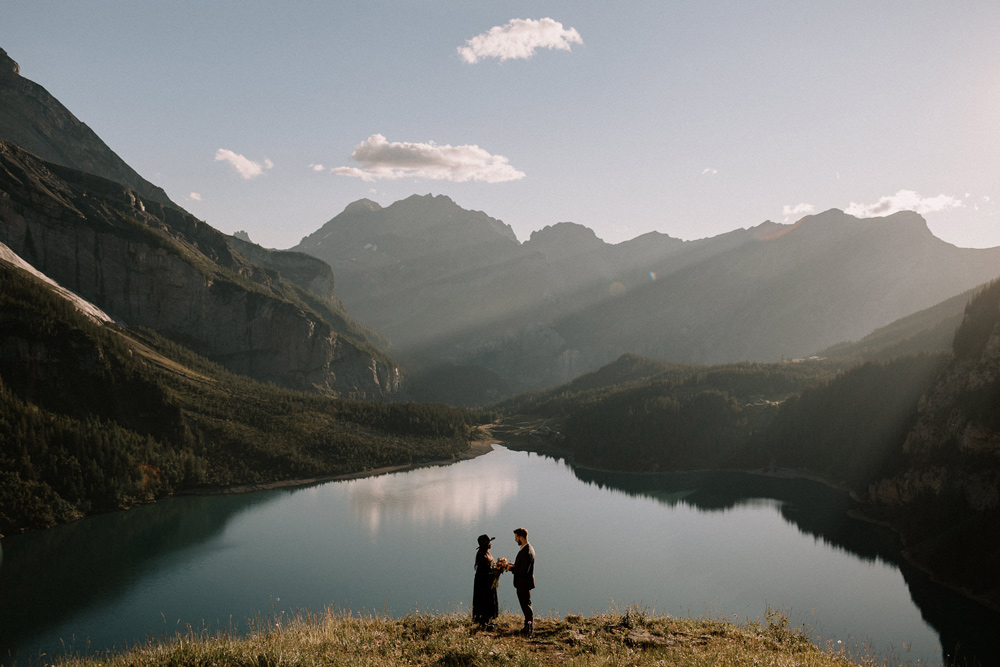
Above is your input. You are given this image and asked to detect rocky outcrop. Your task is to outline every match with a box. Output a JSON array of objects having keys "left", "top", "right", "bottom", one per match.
[
  {"left": 0, "top": 138, "right": 399, "bottom": 397},
  {"left": 871, "top": 281, "right": 1000, "bottom": 511},
  {"left": 228, "top": 235, "right": 337, "bottom": 302},
  {"left": 0, "top": 47, "right": 174, "bottom": 208}
]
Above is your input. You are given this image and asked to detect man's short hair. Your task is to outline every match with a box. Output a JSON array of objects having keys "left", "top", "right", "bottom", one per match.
[{"left": 513, "top": 527, "right": 528, "bottom": 539}]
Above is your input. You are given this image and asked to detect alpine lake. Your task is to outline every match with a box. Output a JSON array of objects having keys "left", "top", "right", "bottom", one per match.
[{"left": 2, "top": 445, "right": 998, "bottom": 666}]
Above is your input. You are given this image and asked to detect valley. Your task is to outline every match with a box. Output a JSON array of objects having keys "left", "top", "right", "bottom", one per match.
[{"left": 2, "top": 33, "right": 1000, "bottom": 666}]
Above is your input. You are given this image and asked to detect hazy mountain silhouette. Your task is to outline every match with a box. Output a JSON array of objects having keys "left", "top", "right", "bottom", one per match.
[
  {"left": 818, "top": 284, "right": 982, "bottom": 361},
  {"left": 295, "top": 198, "right": 1000, "bottom": 397},
  {"left": 561, "top": 209, "right": 1000, "bottom": 364}
]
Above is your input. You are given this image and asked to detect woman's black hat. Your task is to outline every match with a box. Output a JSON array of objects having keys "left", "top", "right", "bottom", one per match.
[{"left": 477, "top": 534, "right": 494, "bottom": 548}]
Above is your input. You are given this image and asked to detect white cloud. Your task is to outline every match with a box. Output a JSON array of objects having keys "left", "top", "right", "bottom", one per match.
[
  {"left": 782, "top": 203, "right": 815, "bottom": 220},
  {"left": 308, "top": 163, "right": 326, "bottom": 172},
  {"left": 458, "top": 18, "right": 582, "bottom": 64},
  {"left": 187, "top": 192, "right": 203, "bottom": 201},
  {"left": 331, "top": 134, "right": 525, "bottom": 183},
  {"left": 845, "top": 189, "right": 963, "bottom": 218},
  {"left": 214, "top": 149, "right": 272, "bottom": 179},
  {"left": 701, "top": 167, "right": 718, "bottom": 175}
]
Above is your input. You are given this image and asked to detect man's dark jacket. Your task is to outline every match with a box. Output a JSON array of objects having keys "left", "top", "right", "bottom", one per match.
[{"left": 512, "top": 543, "right": 535, "bottom": 590}]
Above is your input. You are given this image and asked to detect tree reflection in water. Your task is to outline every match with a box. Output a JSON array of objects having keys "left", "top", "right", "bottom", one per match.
[{"left": 571, "top": 465, "right": 1000, "bottom": 667}]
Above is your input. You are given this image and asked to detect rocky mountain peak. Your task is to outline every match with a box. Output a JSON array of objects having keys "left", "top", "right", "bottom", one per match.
[
  {"left": 342, "top": 198, "right": 383, "bottom": 215},
  {"left": 392, "top": 193, "right": 462, "bottom": 215},
  {"left": 0, "top": 48, "right": 19, "bottom": 77},
  {"left": 526, "top": 222, "right": 605, "bottom": 257},
  {"left": 766, "top": 208, "right": 937, "bottom": 248}
]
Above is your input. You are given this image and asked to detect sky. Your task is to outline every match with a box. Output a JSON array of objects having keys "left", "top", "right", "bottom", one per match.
[{"left": 3, "top": 1, "right": 1000, "bottom": 249}]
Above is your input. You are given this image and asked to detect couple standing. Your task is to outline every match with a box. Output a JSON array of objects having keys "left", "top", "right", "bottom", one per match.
[{"left": 473, "top": 528, "right": 535, "bottom": 635}]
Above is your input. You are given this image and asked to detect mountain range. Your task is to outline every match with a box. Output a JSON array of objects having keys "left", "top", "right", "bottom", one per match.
[
  {"left": 295, "top": 194, "right": 1000, "bottom": 401},
  {"left": 5, "top": 41, "right": 1000, "bottom": 408},
  {"left": 2, "top": 40, "right": 1000, "bottom": 620}
]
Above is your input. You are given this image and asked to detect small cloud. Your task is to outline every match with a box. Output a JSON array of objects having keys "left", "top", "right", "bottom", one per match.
[
  {"left": 845, "top": 189, "right": 963, "bottom": 218},
  {"left": 782, "top": 203, "right": 815, "bottom": 220},
  {"left": 368, "top": 188, "right": 377, "bottom": 194},
  {"left": 214, "top": 149, "right": 273, "bottom": 179},
  {"left": 985, "top": 195, "right": 992, "bottom": 202},
  {"left": 701, "top": 167, "right": 718, "bottom": 175},
  {"left": 459, "top": 18, "right": 582, "bottom": 64},
  {"left": 308, "top": 163, "right": 326, "bottom": 172},
  {"left": 187, "top": 192, "right": 203, "bottom": 202},
  {"left": 332, "top": 134, "right": 525, "bottom": 183}
]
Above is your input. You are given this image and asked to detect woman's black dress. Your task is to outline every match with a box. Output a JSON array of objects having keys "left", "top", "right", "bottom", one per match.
[{"left": 472, "top": 549, "right": 499, "bottom": 626}]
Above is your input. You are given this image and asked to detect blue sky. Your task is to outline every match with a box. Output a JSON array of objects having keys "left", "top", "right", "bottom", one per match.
[{"left": 4, "top": 1, "right": 1000, "bottom": 249}]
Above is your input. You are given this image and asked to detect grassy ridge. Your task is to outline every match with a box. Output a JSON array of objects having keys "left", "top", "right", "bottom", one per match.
[{"left": 45, "top": 608, "right": 872, "bottom": 667}]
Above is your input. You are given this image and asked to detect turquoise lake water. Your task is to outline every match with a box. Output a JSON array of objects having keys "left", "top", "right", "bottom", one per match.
[{"left": 2, "top": 445, "right": 997, "bottom": 665}]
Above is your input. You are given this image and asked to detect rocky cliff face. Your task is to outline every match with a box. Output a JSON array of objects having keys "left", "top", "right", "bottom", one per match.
[
  {"left": 228, "top": 236, "right": 337, "bottom": 302},
  {"left": 0, "top": 47, "right": 174, "bottom": 208},
  {"left": 868, "top": 282, "right": 1000, "bottom": 512},
  {"left": 0, "top": 138, "right": 399, "bottom": 397},
  {"left": 863, "top": 280, "right": 1000, "bottom": 608}
]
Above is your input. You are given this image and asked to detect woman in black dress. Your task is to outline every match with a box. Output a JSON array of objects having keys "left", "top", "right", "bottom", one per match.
[{"left": 472, "top": 534, "right": 499, "bottom": 628}]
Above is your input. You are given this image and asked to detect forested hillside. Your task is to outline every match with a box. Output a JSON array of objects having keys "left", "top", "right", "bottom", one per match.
[
  {"left": 0, "top": 263, "right": 490, "bottom": 535},
  {"left": 496, "top": 354, "right": 844, "bottom": 470}
]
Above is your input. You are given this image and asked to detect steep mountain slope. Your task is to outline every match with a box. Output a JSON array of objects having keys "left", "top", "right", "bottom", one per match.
[
  {"left": 0, "top": 47, "right": 173, "bottom": 207},
  {"left": 0, "top": 138, "right": 397, "bottom": 396}
]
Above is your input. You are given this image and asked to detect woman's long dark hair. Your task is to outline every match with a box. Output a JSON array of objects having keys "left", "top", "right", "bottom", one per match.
[{"left": 475, "top": 544, "right": 490, "bottom": 570}]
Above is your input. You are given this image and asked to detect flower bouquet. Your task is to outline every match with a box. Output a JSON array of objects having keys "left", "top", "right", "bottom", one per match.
[{"left": 491, "top": 557, "right": 509, "bottom": 589}]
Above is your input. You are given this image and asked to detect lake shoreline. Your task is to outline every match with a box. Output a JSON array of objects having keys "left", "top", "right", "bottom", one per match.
[
  {"left": 492, "top": 421, "right": 856, "bottom": 496},
  {"left": 176, "top": 438, "right": 496, "bottom": 497},
  {"left": 494, "top": 418, "right": 1000, "bottom": 614}
]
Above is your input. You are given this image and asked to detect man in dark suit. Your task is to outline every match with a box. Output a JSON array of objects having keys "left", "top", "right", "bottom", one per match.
[{"left": 509, "top": 527, "right": 535, "bottom": 636}]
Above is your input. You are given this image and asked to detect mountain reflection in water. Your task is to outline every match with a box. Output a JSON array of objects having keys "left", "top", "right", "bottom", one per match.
[{"left": 347, "top": 461, "right": 519, "bottom": 533}]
